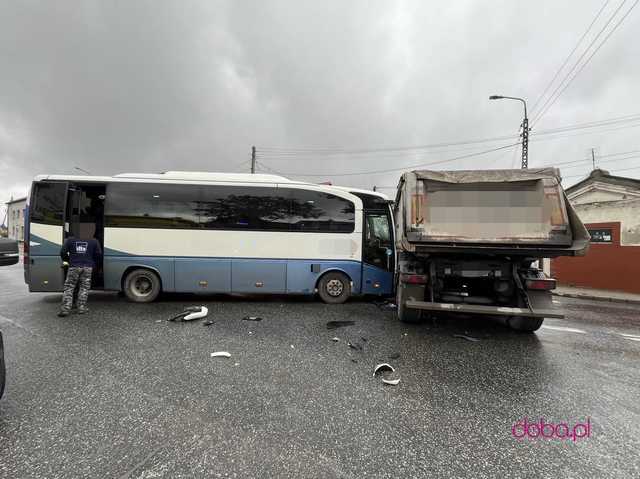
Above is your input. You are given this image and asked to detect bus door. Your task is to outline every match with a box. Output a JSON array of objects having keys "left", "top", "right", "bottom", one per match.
[
  {"left": 65, "top": 183, "right": 106, "bottom": 288},
  {"left": 361, "top": 208, "right": 395, "bottom": 296},
  {"left": 28, "top": 181, "right": 68, "bottom": 292}
]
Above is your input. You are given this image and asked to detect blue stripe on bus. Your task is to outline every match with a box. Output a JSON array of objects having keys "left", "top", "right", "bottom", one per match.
[
  {"left": 29, "top": 234, "right": 62, "bottom": 256},
  {"left": 103, "top": 255, "right": 366, "bottom": 294}
]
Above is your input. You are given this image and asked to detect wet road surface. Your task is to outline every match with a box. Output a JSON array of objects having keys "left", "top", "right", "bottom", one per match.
[{"left": 1, "top": 263, "right": 639, "bottom": 478}]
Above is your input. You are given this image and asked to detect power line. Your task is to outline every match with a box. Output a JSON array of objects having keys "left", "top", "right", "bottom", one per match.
[
  {"left": 533, "top": 0, "right": 639, "bottom": 125},
  {"left": 530, "top": 0, "right": 612, "bottom": 115},
  {"left": 257, "top": 142, "right": 521, "bottom": 178},
  {"left": 256, "top": 112, "right": 640, "bottom": 161},
  {"left": 564, "top": 164, "right": 640, "bottom": 179}
]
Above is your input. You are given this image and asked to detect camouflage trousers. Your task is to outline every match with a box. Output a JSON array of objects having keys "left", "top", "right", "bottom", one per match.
[{"left": 61, "top": 266, "right": 92, "bottom": 312}]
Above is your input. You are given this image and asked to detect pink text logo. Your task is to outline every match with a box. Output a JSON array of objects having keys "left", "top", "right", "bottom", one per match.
[{"left": 511, "top": 417, "right": 591, "bottom": 442}]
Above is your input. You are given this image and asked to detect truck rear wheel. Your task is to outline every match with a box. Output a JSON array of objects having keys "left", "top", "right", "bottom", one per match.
[
  {"left": 396, "top": 284, "right": 422, "bottom": 323},
  {"left": 508, "top": 316, "right": 544, "bottom": 332}
]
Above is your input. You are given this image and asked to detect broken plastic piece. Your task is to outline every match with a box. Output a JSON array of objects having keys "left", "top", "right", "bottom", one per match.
[
  {"left": 168, "top": 311, "right": 190, "bottom": 322},
  {"left": 331, "top": 337, "right": 340, "bottom": 342},
  {"left": 242, "top": 316, "right": 263, "bottom": 321},
  {"left": 382, "top": 378, "right": 401, "bottom": 386},
  {"left": 183, "top": 306, "right": 208, "bottom": 321},
  {"left": 453, "top": 334, "right": 480, "bottom": 342},
  {"left": 348, "top": 341, "right": 363, "bottom": 351},
  {"left": 210, "top": 351, "right": 231, "bottom": 358},
  {"left": 202, "top": 320, "right": 214, "bottom": 326},
  {"left": 373, "top": 363, "right": 395, "bottom": 377},
  {"left": 326, "top": 320, "right": 355, "bottom": 330}
]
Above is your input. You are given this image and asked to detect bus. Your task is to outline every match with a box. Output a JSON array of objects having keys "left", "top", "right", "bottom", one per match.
[{"left": 24, "top": 171, "right": 394, "bottom": 304}]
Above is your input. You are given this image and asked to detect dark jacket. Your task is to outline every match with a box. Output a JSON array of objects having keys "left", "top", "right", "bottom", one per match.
[{"left": 60, "top": 237, "right": 102, "bottom": 268}]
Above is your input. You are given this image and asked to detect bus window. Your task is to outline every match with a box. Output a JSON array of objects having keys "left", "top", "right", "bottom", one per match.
[
  {"left": 31, "top": 182, "right": 66, "bottom": 225},
  {"left": 199, "top": 186, "right": 290, "bottom": 231},
  {"left": 286, "top": 189, "right": 355, "bottom": 233},
  {"left": 106, "top": 183, "right": 200, "bottom": 228}
]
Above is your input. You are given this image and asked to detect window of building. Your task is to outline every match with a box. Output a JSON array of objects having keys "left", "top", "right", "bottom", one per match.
[{"left": 588, "top": 228, "right": 613, "bottom": 243}]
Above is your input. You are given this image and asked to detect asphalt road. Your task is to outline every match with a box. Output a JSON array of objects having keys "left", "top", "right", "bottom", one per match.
[{"left": 1, "top": 263, "right": 639, "bottom": 479}]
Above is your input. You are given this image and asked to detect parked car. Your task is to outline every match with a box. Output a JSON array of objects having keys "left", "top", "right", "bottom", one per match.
[
  {"left": 393, "top": 168, "right": 590, "bottom": 331},
  {"left": 0, "top": 238, "right": 20, "bottom": 266},
  {"left": 0, "top": 331, "right": 5, "bottom": 399}
]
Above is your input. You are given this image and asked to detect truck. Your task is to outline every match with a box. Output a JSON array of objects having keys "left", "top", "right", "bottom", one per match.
[{"left": 393, "top": 168, "right": 590, "bottom": 332}]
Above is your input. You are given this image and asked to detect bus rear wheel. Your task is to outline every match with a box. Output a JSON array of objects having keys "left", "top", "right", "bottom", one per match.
[
  {"left": 317, "top": 272, "right": 351, "bottom": 304},
  {"left": 123, "top": 269, "right": 161, "bottom": 303}
]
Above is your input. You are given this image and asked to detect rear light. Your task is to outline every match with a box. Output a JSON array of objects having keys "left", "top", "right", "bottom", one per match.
[
  {"left": 400, "top": 273, "right": 428, "bottom": 285},
  {"left": 525, "top": 278, "right": 556, "bottom": 290}
]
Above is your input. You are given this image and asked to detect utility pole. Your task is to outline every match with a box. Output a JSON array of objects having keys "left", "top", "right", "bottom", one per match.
[
  {"left": 489, "top": 95, "right": 529, "bottom": 169},
  {"left": 373, "top": 186, "right": 377, "bottom": 192},
  {"left": 251, "top": 146, "right": 256, "bottom": 174},
  {"left": 521, "top": 116, "right": 529, "bottom": 169},
  {"left": 591, "top": 148, "right": 596, "bottom": 170}
]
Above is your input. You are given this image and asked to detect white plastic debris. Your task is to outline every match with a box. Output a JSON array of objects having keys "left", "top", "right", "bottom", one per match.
[
  {"left": 184, "top": 306, "right": 209, "bottom": 321},
  {"left": 331, "top": 337, "right": 340, "bottom": 342},
  {"left": 210, "top": 351, "right": 231, "bottom": 358},
  {"left": 382, "top": 378, "right": 401, "bottom": 386},
  {"left": 373, "top": 363, "right": 395, "bottom": 377}
]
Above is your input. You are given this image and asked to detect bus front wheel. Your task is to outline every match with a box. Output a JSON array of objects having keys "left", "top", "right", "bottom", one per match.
[
  {"left": 317, "top": 272, "right": 351, "bottom": 304},
  {"left": 123, "top": 269, "right": 161, "bottom": 303}
]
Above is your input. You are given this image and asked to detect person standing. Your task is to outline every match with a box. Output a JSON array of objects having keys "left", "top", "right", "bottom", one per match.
[{"left": 58, "top": 233, "right": 102, "bottom": 317}]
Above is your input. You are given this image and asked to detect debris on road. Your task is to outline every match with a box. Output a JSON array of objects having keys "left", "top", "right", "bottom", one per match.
[
  {"left": 453, "top": 334, "right": 480, "bottom": 342},
  {"left": 242, "top": 316, "right": 263, "bottom": 322},
  {"left": 290, "top": 344, "right": 295, "bottom": 349},
  {"left": 388, "top": 353, "right": 401, "bottom": 360},
  {"left": 326, "top": 320, "right": 355, "bottom": 330},
  {"left": 331, "top": 337, "right": 340, "bottom": 342},
  {"left": 382, "top": 378, "right": 401, "bottom": 386},
  {"left": 373, "top": 300, "right": 397, "bottom": 310},
  {"left": 168, "top": 306, "right": 209, "bottom": 322},
  {"left": 202, "top": 320, "right": 215, "bottom": 327},
  {"left": 348, "top": 341, "right": 363, "bottom": 351},
  {"left": 210, "top": 351, "right": 231, "bottom": 358},
  {"left": 373, "top": 363, "right": 395, "bottom": 377},
  {"left": 183, "top": 306, "right": 209, "bottom": 321}
]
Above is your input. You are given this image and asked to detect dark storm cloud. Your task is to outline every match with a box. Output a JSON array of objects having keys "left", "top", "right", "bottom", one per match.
[{"left": 1, "top": 0, "right": 639, "bottom": 205}]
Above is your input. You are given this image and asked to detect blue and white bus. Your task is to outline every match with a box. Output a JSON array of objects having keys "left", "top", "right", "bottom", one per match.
[{"left": 24, "top": 172, "right": 394, "bottom": 303}]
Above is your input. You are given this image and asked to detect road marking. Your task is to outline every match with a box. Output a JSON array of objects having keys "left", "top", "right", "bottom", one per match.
[
  {"left": 541, "top": 325, "right": 586, "bottom": 334},
  {"left": 620, "top": 333, "right": 640, "bottom": 342}
]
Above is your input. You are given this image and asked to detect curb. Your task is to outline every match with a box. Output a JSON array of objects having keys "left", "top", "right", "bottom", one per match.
[{"left": 552, "top": 291, "right": 640, "bottom": 305}]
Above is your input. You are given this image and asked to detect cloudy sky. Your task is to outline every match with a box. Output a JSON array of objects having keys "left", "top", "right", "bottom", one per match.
[{"left": 1, "top": 0, "right": 639, "bottom": 212}]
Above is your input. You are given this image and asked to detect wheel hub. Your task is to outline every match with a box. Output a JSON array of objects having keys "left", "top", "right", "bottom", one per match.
[{"left": 326, "top": 278, "right": 344, "bottom": 297}]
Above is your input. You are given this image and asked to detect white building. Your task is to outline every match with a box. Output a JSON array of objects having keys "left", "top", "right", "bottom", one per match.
[{"left": 5, "top": 197, "right": 27, "bottom": 242}]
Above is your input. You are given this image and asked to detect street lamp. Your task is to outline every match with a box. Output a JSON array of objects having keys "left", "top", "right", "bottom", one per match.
[{"left": 489, "top": 95, "right": 529, "bottom": 169}]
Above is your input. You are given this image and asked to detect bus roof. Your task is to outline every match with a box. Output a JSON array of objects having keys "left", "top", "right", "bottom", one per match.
[{"left": 330, "top": 186, "right": 390, "bottom": 201}]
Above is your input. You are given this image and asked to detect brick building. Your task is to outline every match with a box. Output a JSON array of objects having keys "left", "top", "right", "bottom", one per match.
[{"left": 552, "top": 169, "right": 640, "bottom": 294}]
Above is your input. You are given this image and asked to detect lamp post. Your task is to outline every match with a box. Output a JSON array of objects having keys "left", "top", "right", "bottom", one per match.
[{"left": 489, "top": 95, "right": 529, "bottom": 169}]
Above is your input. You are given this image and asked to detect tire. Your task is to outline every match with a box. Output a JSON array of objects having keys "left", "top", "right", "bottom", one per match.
[
  {"left": 123, "top": 269, "right": 161, "bottom": 303},
  {"left": 396, "top": 283, "right": 422, "bottom": 323},
  {"left": 317, "top": 272, "right": 351, "bottom": 304},
  {"left": 508, "top": 316, "right": 544, "bottom": 332}
]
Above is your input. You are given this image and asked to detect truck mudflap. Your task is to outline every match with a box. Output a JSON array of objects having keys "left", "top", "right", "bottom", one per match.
[{"left": 404, "top": 300, "right": 564, "bottom": 319}]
